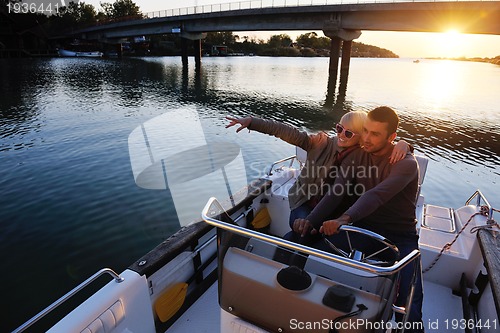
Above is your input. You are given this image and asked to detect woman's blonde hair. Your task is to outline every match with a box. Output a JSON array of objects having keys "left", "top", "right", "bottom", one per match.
[{"left": 339, "top": 111, "right": 367, "bottom": 135}]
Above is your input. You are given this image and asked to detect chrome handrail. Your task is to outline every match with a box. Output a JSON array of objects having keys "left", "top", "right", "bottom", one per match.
[
  {"left": 12, "top": 268, "right": 124, "bottom": 333},
  {"left": 202, "top": 197, "right": 420, "bottom": 276},
  {"left": 266, "top": 154, "right": 298, "bottom": 176},
  {"left": 465, "top": 189, "right": 493, "bottom": 220}
]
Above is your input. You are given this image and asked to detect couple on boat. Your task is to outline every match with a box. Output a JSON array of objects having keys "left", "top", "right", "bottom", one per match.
[{"left": 226, "top": 106, "right": 424, "bottom": 333}]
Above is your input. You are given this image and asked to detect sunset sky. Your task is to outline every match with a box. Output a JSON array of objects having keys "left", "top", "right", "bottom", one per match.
[
  {"left": 85, "top": 0, "right": 500, "bottom": 58},
  {"left": 239, "top": 30, "right": 500, "bottom": 58}
]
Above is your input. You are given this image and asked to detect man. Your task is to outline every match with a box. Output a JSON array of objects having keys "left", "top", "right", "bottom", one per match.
[{"left": 297, "top": 106, "right": 424, "bottom": 332}]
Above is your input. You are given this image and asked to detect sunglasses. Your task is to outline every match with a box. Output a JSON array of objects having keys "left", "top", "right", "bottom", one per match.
[{"left": 335, "top": 123, "right": 357, "bottom": 139}]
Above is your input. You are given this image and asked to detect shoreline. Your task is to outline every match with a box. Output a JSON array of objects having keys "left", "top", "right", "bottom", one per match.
[{"left": 424, "top": 56, "right": 500, "bottom": 65}]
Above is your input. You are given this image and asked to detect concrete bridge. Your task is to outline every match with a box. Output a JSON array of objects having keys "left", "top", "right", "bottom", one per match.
[
  {"left": 73, "top": 0, "right": 500, "bottom": 99},
  {"left": 78, "top": 1, "right": 500, "bottom": 40}
]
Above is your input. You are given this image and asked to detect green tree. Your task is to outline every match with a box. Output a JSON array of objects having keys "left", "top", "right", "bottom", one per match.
[
  {"left": 296, "top": 32, "right": 318, "bottom": 48},
  {"left": 78, "top": 3, "right": 97, "bottom": 23},
  {"left": 99, "top": 0, "right": 141, "bottom": 19},
  {"left": 99, "top": 1, "right": 113, "bottom": 17},
  {"left": 314, "top": 36, "right": 331, "bottom": 49},
  {"left": 267, "top": 34, "right": 292, "bottom": 48},
  {"left": 112, "top": 0, "right": 140, "bottom": 17},
  {"left": 205, "top": 32, "right": 237, "bottom": 45},
  {"left": 351, "top": 42, "right": 398, "bottom": 58},
  {"left": 51, "top": 1, "right": 97, "bottom": 27},
  {"left": 295, "top": 32, "right": 330, "bottom": 49}
]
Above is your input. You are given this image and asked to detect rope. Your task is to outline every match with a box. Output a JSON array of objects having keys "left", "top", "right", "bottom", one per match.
[
  {"left": 329, "top": 304, "right": 368, "bottom": 333},
  {"left": 470, "top": 217, "right": 500, "bottom": 234},
  {"left": 423, "top": 205, "right": 493, "bottom": 274}
]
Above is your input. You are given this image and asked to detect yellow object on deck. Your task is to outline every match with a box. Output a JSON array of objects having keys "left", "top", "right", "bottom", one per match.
[
  {"left": 154, "top": 282, "right": 188, "bottom": 322},
  {"left": 251, "top": 207, "right": 271, "bottom": 229}
]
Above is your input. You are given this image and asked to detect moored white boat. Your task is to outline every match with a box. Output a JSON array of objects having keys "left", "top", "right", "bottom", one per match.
[
  {"left": 57, "top": 48, "right": 103, "bottom": 57},
  {"left": 13, "top": 136, "right": 499, "bottom": 333}
]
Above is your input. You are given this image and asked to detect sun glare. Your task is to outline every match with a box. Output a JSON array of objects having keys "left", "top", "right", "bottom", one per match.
[
  {"left": 435, "top": 30, "right": 465, "bottom": 58},
  {"left": 419, "top": 60, "right": 460, "bottom": 108},
  {"left": 445, "top": 30, "right": 462, "bottom": 43}
]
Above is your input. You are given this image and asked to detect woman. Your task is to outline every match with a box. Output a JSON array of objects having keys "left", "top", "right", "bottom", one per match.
[{"left": 226, "top": 112, "right": 408, "bottom": 241}]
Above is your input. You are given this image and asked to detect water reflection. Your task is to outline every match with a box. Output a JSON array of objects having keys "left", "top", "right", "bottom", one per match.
[
  {"left": 154, "top": 58, "right": 498, "bottom": 170},
  {"left": 401, "top": 117, "right": 499, "bottom": 174},
  {"left": 0, "top": 60, "right": 56, "bottom": 151},
  {"left": 325, "top": 75, "right": 352, "bottom": 115},
  {"left": 1, "top": 57, "right": 498, "bottom": 168},
  {"left": 418, "top": 60, "right": 460, "bottom": 106}
]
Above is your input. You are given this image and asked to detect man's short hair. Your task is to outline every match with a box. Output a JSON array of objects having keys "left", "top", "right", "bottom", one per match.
[{"left": 367, "top": 106, "right": 399, "bottom": 135}]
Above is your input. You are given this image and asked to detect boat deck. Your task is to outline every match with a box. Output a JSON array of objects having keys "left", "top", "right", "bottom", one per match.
[
  {"left": 166, "top": 279, "right": 464, "bottom": 333},
  {"left": 422, "top": 281, "right": 464, "bottom": 333},
  {"left": 167, "top": 281, "right": 220, "bottom": 333}
]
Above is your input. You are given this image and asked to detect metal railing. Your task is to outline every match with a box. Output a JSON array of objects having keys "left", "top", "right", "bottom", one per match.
[
  {"left": 465, "top": 189, "right": 494, "bottom": 221},
  {"left": 202, "top": 197, "right": 420, "bottom": 276},
  {"left": 266, "top": 154, "right": 300, "bottom": 176},
  {"left": 12, "top": 268, "right": 124, "bottom": 333},
  {"left": 144, "top": 0, "right": 496, "bottom": 19}
]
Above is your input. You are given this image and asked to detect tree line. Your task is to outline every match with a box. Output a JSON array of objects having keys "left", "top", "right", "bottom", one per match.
[{"left": 202, "top": 31, "right": 399, "bottom": 58}]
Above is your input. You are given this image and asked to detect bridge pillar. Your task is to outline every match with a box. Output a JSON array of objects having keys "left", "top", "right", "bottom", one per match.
[
  {"left": 323, "top": 27, "right": 361, "bottom": 99},
  {"left": 116, "top": 43, "right": 123, "bottom": 58},
  {"left": 180, "top": 32, "right": 206, "bottom": 68},
  {"left": 193, "top": 39, "right": 202, "bottom": 70},
  {"left": 327, "top": 37, "right": 341, "bottom": 103},
  {"left": 339, "top": 39, "right": 353, "bottom": 94},
  {"left": 329, "top": 37, "right": 341, "bottom": 86},
  {"left": 181, "top": 38, "right": 188, "bottom": 68}
]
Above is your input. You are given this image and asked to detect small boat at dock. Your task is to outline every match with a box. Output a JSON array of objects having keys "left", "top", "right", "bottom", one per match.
[{"left": 57, "top": 48, "right": 103, "bottom": 57}]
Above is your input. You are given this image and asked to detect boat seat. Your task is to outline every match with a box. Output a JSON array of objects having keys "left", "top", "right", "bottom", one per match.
[
  {"left": 422, "top": 205, "right": 455, "bottom": 233},
  {"left": 296, "top": 146, "right": 307, "bottom": 165},
  {"left": 415, "top": 154, "right": 428, "bottom": 186},
  {"left": 261, "top": 148, "right": 306, "bottom": 237},
  {"left": 414, "top": 155, "right": 429, "bottom": 231}
]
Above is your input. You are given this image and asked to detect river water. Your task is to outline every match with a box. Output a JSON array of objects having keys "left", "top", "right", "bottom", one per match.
[{"left": 1, "top": 56, "right": 499, "bottom": 332}]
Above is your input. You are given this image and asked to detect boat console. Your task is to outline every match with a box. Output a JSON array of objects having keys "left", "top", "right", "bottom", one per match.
[{"left": 202, "top": 198, "right": 420, "bottom": 333}]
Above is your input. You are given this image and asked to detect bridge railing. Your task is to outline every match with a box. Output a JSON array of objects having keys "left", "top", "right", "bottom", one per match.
[
  {"left": 145, "top": 0, "right": 336, "bottom": 18},
  {"left": 144, "top": 0, "right": 494, "bottom": 19}
]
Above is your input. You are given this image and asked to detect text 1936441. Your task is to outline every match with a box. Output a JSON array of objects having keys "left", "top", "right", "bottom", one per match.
[{"left": 7, "top": 1, "right": 60, "bottom": 15}]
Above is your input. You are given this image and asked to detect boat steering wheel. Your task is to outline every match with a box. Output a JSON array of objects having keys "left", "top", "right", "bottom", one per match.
[{"left": 323, "top": 225, "right": 400, "bottom": 266}]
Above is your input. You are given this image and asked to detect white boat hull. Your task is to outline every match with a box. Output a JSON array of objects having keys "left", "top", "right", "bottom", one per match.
[{"left": 58, "top": 49, "right": 103, "bottom": 57}]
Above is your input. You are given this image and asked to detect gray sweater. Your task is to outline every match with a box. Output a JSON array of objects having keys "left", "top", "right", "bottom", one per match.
[{"left": 306, "top": 148, "right": 419, "bottom": 234}]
